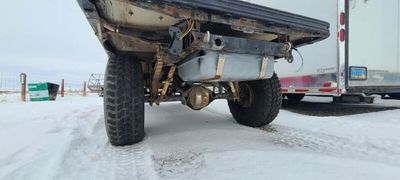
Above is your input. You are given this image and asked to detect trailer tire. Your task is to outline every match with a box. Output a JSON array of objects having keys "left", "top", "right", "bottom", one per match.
[
  {"left": 389, "top": 93, "right": 400, "bottom": 99},
  {"left": 104, "top": 55, "right": 145, "bottom": 146},
  {"left": 228, "top": 73, "right": 282, "bottom": 127},
  {"left": 285, "top": 94, "right": 305, "bottom": 103}
]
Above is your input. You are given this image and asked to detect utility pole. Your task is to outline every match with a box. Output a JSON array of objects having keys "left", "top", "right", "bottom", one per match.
[{"left": 20, "top": 73, "right": 27, "bottom": 102}]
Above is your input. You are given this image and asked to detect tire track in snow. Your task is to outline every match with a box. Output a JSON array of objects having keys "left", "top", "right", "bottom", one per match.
[
  {"left": 261, "top": 125, "right": 400, "bottom": 166},
  {"left": 204, "top": 108, "right": 400, "bottom": 166},
  {"left": 54, "top": 107, "right": 158, "bottom": 180},
  {"left": 94, "top": 140, "right": 158, "bottom": 180},
  {"left": 145, "top": 105, "right": 212, "bottom": 178},
  {"left": 0, "top": 107, "right": 102, "bottom": 179},
  {"left": 151, "top": 151, "right": 206, "bottom": 179}
]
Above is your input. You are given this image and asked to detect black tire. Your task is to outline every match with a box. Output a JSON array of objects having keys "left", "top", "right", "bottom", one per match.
[
  {"left": 285, "top": 94, "right": 305, "bottom": 103},
  {"left": 104, "top": 55, "right": 145, "bottom": 146},
  {"left": 389, "top": 93, "right": 400, "bottom": 99},
  {"left": 228, "top": 73, "right": 282, "bottom": 127}
]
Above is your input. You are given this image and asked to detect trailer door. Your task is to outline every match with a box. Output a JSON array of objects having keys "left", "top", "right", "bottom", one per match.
[
  {"left": 348, "top": 0, "right": 400, "bottom": 89},
  {"left": 248, "top": 0, "right": 340, "bottom": 95}
]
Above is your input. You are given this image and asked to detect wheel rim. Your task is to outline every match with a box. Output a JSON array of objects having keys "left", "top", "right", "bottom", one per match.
[{"left": 238, "top": 83, "right": 254, "bottom": 108}]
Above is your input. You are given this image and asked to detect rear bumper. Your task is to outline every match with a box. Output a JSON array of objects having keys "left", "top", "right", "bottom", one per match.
[
  {"left": 79, "top": 0, "right": 330, "bottom": 48},
  {"left": 150, "top": 0, "right": 329, "bottom": 35},
  {"left": 137, "top": 0, "right": 330, "bottom": 47}
]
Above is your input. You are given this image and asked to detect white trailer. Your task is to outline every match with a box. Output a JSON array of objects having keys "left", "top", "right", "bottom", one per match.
[{"left": 248, "top": 0, "right": 400, "bottom": 102}]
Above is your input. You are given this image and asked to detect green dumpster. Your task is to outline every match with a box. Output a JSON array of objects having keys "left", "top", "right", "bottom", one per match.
[{"left": 28, "top": 82, "right": 60, "bottom": 101}]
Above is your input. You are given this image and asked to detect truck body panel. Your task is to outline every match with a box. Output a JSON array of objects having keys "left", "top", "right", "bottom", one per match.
[{"left": 248, "top": 0, "right": 400, "bottom": 96}]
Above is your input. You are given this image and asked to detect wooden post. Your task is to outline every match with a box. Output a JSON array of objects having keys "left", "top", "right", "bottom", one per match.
[
  {"left": 61, "top": 79, "right": 65, "bottom": 98},
  {"left": 83, "top": 81, "right": 87, "bottom": 96},
  {"left": 20, "top": 73, "right": 27, "bottom": 102}
]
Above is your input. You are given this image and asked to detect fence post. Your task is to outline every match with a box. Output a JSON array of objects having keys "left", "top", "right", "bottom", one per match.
[
  {"left": 61, "top": 79, "right": 65, "bottom": 98},
  {"left": 83, "top": 81, "right": 87, "bottom": 96},
  {"left": 20, "top": 73, "right": 27, "bottom": 102}
]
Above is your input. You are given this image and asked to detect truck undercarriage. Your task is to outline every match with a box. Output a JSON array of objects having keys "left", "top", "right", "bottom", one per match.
[{"left": 78, "top": 0, "right": 329, "bottom": 145}]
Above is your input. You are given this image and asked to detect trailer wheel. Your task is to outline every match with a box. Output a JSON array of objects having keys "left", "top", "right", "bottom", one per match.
[
  {"left": 104, "top": 55, "right": 145, "bottom": 146},
  {"left": 228, "top": 73, "right": 282, "bottom": 127},
  {"left": 389, "top": 93, "right": 400, "bottom": 99},
  {"left": 285, "top": 94, "right": 305, "bottom": 103}
]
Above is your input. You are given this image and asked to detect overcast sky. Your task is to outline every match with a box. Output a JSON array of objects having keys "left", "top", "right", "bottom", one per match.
[{"left": 0, "top": 0, "right": 107, "bottom": 88}]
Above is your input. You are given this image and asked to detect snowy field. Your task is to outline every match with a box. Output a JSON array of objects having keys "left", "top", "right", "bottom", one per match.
[{"left": 1, "top": 94, "right": 400, "bottom": 180}]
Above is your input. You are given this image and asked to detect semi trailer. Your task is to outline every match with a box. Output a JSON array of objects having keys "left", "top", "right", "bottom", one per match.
[
  {"left": 78, "top": 0, "right": 329, "bottom": 145},
  {"left": 247, "top": 0, "right": 400, "bottom": 103}
]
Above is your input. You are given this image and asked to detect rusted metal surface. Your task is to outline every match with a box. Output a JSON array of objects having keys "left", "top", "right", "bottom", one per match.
[
  {"left": 163, "top": 30, "right": 293, "bottom": 66},
  {"left": 80, "top": 0, "right": 330, "bottom": 61},
  {"left": 149, "top": 46, "right": 164, "bottom": 104},
  {"left": 229, "top": 82, "right": 240, "bottom": 101},
  {"left": 190, "top": 32, "right": 292, "bottom": 58},
  {"left": 108, "top": 32, "right": 156, "bottom": 53},
  {"left": 129, "top": 0, "right": 327, "bottom": 44},
  {"left": 96, "top": 0, "right": 179, "bottom": 30},
  {"left": 161, "top": 65, "right": 176, "bottom": 98},
  {"left": 186, "top": 86, "right": 211, "bottom": 110}
]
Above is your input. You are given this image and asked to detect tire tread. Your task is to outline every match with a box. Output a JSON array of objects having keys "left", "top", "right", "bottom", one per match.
[
  {"left": 228, "top": 73, "right": 282, "bottom": 127},
  {"left": 104, "top": 55, "right": 145, "bottom": 146}
]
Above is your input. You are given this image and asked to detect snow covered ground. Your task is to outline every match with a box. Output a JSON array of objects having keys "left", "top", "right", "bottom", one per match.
[{"left": 1, "top": 94, "right": 400, "bottom": 180}]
